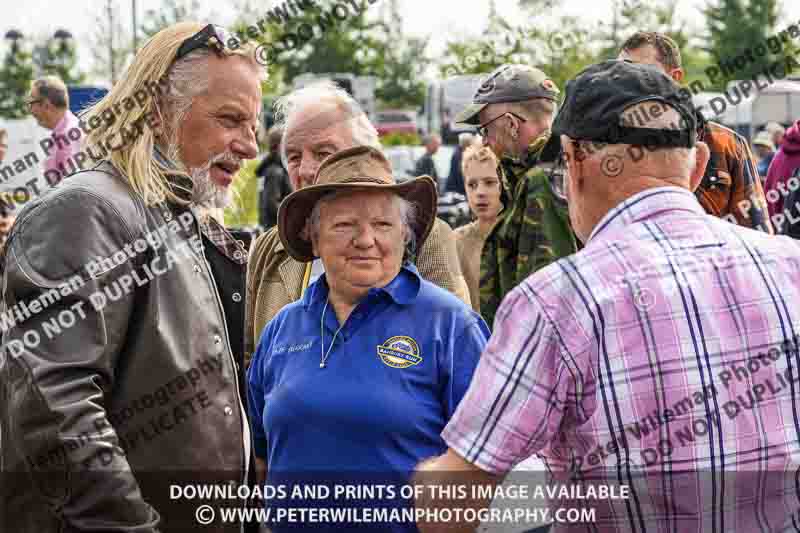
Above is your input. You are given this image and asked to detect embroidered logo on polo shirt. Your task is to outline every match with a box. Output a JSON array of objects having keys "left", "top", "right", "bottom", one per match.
[
  {"left": 273, "top": 339, "right": 313, "bottom": 355},
  {"left": 377, "top": 336, "right": 422, "bottom": 369}
]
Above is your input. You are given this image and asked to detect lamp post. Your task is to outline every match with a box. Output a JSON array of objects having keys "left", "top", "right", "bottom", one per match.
[
  {"left": 50, "top": 29, "right": 74, "bottom": 80},
  {"left": 4, "top": 29, "right": 23, "bottom": 55},
  {"left": 132, "top": 0, "right": 139, "bottom": 52},
  {"left": 53, "top": 29, "right": 73, "bottom": 50}
]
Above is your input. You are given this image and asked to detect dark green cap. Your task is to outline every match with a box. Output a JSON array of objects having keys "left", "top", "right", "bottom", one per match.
[{"left": 454, "top": 64, "right": 560, "bottom": 126}]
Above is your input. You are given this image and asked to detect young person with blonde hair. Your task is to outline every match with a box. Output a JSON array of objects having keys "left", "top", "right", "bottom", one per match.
[{"left": 454, "top": 143, "right": 503, "bottom": 313}]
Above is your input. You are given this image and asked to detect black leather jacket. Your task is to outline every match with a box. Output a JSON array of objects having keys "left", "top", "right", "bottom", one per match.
[{"left": 1, "top": 164, "right": 250, "bottom": 532}]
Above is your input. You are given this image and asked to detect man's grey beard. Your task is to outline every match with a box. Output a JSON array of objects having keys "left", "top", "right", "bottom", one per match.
[{"left": 190, "top": 155, "right": 234, "bottom": 210}]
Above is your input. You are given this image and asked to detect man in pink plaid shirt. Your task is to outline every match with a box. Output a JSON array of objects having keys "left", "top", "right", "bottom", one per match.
[{"left": 415, "top": 60, "right": 800, "bottom": 533}]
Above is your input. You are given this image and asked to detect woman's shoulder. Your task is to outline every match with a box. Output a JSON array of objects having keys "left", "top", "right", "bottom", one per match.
[
  {"left": 258, "top": 297, "right": 308, "bottom": 343},
  {"left": 415, "top": 275, "right": 477, "bottom": 317}
]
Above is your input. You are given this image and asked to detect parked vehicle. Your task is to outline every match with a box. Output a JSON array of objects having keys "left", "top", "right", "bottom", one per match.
[
  {"left": 292, "top": 73, "right": 377, "bottom": 119},
  {"left": 382, "top": 144, "right": 468, "bottom": 228},
  {"left": 749, "top": 78, "right": 800, "bottom": 133},
  {"left": 67, "top": 85, "right": 109, "bottom": 116},
  {"left": 375, "top": 110, "right": 417, "bottom": 137},
  {"left": 437, "top": 191, "right": 471, "bottom": 229},
  {"left": 383, "top": 145, "right": 418, "bottom": 182},
  {"left": 421, "top": 75, "right": 484, "bottom": 144},
  {"left": 693, "top": 77, "right": 800, "bottom": 141}
]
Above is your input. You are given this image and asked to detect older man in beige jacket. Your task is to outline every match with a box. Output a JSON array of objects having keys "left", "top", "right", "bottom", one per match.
[{"left": 245, "top": 81, "right": 469, "bottom": 366}]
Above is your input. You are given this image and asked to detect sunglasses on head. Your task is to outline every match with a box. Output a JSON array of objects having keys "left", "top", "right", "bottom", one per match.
[{"left": 175, "top": 24, "right": 231, "bottom": 62}]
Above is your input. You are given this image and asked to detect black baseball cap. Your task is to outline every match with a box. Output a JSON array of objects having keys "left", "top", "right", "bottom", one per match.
[
  {"left": 540, "top": 60, "right": 697, "bottom": 162},
  {"left": 454, "top": 64, "right": 560, "bottom": 126}
]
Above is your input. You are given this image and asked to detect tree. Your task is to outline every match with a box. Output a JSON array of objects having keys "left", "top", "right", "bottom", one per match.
[
  {"left": 271, "top": 0, "right": 388, "bottom": 83},
  {"left": 438, "top": 11, "right": 527, "bottom": 78},
  {"left": 703, "top": 0, "right": 782, "bottom": 90},
  {"left": 88, "top": 0, "right": 132, "bottom": 84},
  {"left": 33, "top": 35, "right": 86, "bottom": 85},
  {"left": 373, "top": 0, "right": 427, "bottom": 108},
  {"left": 438, "top": 1, "right": 596, "bottom": 91},
  {"left": 0, "top": 41, "right": 35, "bottom": 119}
]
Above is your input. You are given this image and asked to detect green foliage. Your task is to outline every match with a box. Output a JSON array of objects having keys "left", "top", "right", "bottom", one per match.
[
  {"left": 380, "top": 132, "right": 420, "bottom": 146},
  {"left": 374, "top": 33, "right": 428, "bottom": 108},
  {"left": 224, "top": 158, "right": 260, "bottom": 228},
  {"left": 0, "top": 44, "right": 35, "bottom": 119},
  {"left": 34, "top": 39, "right": 86, "bottom": 86},
  {"left": 231, "top": 0, "right": 427, "bottom": 108},
  {"left": 703, "top": 0, "right": 781, "bottom": 90},
  {"left": 269, "top": 1, "right": 386, "bottom": 82},
  {"left": 372, "top": 0, "right": 427, "bottom": 108},
  {"left": 88, "top": 1, "right": 132, "bottom": 84},
  {"left": 439, "top": 16, "right": 524, "bottom": 77},
  {"left": 440, "top": 3, "right": 596, "bottom": 92}
]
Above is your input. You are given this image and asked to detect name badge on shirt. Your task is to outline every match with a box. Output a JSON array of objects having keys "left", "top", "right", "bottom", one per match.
[
  {"left": 273, "top": 339, "right": 313, "bottom": 355},
  {"left": 377, "top": 336, "right": 422, "bottom": 369}
]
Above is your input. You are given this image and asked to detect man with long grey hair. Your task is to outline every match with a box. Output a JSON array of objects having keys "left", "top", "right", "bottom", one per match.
[
  {"left": 1, "top": 22, "right": 263, "bottom": 532},
  {"left": 245, "top": 81, "right": 470, "bottom": 368}
]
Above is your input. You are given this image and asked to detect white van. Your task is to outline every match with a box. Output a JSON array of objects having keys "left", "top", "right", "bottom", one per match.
[{"left": 422, "top": 75, "right": 485, "bottom": 144}]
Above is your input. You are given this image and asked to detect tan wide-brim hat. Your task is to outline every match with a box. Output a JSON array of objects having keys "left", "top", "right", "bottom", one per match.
[{"left": 277, "top": 145, "right": 438, "bottom": 263}]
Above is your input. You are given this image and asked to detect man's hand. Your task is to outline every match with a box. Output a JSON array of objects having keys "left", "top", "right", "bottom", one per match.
[{"left": 413, "top": 448, "right": 503, "bottom": 533}]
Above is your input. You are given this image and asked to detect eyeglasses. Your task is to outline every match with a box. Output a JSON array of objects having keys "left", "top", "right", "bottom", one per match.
[
  {"left": 477, "top": 112, "right": 527, "bottom": 138},
  {"left": 25, "top": 98, "right": 43, "bottom": 109},
  {"left": 175, "top": 24, "right": 231, "bottom": 62},
  {"left": 548, "top": 150, "right": 567, "bottom": 201}
]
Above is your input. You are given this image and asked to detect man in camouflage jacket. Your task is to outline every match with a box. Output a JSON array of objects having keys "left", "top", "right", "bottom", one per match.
[{"left": 455, "top": 64, "right": 577, "bottom": 328}]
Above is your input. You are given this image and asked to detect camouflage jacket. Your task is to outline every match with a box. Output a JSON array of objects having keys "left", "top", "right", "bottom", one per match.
[{"left": 480, "top": 137, "right": 578, "bottom": 329}]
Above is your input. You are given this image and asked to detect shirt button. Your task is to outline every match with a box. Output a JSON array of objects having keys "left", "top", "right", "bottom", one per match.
[
  {"left": 234, "top": 250, "right": 243, "bottom": 260},
  {"left": 232, "top": 292, "right": 242, "bottom": 303},
  {"left": 164, "top": 211, "right": 173, "bottom": 221},
  {"left": 214, "top": 335, "right": 222, "bottom": 345},
  {"left": 193, "top": 264, "right": 202, "bottom": 274},
  {"left": 224, "top": 406, "right": 233, "bottom": 416}
]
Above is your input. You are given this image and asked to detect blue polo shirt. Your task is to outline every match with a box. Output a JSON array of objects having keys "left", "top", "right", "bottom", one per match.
[{"left": 247, "top": 265, "right": 489, "bottom": 531}]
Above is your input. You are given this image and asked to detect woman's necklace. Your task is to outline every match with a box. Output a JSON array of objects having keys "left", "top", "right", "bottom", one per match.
[{"left": 319, "top": 297, "right": 345, "bottom": 369}]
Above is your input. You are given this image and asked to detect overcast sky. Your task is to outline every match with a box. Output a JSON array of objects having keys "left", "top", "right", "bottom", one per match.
[{"left": 2, "top": 0, "right": 800, "bottom": 84}]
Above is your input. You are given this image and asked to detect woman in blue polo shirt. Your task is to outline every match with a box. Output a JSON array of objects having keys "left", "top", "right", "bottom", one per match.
[{"left": 247, "top": 146, "right": 489, "bottom": 532}]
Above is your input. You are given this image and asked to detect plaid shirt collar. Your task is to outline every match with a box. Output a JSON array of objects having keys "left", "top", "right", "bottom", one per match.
[
  {"left": 589, "top": 186, "right": 705, "bottom": 243},
  {"left": 152, "top": 147, "right": 247, "bottom": 265},
  {"left": 196, "top": 212, "right": 247, "bottom": 265}
]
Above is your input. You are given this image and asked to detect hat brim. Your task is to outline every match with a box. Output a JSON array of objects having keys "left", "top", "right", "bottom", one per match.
[
  {"left": 453, "top": 102, "right": 487, "bottom": 126},
  {"left": 277, "top": 176, "right": 438, "bottom": 263}
]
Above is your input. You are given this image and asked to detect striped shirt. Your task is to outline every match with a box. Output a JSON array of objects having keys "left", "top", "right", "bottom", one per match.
[{"left": 444, "top": 187, "right": 800, "bottom": 533}]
